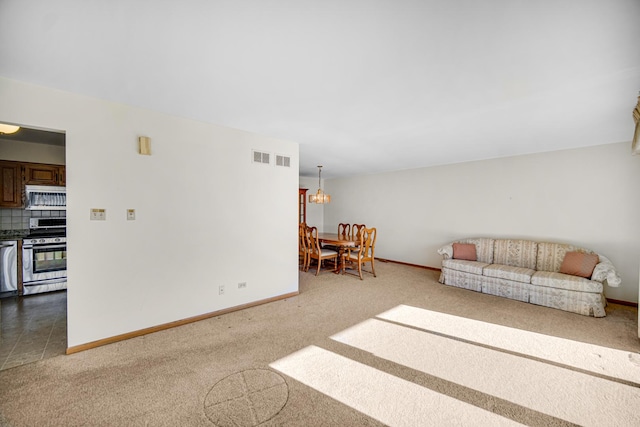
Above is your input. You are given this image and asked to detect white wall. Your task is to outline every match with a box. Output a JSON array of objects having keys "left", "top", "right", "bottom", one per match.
[
  {"left": 0, "top": 140, "right": 66, "bottom": 164},
  {"left": 300, "top": 176, "right": 324, "bottom": 231},
  {"left": 324, "top": 142, "right": 640, "bottom": 303},
  {"left": 0, "top": 77, "right": 299, "bottom": 347}
]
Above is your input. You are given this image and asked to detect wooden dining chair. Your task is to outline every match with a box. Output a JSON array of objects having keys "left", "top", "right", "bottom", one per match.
[
  {"left": 344, "top": 226, "right": 377, "bottom": 280},
  {"left": 347, "top": 223, "right": 365, "bottom": 256},
  {"left": 306, "top": 226, "right": 339, "bottom": 275},
  {"left": 352, "top": 224, "right": 365, "bottom": 243},
  {"left": 338, "top": 223, "right": 351, "bottom": 240},
  {"left": 298, "top": 223, "right": 310, "bottom": 271},
  {"left": 323, "top": 223, "right": 352, "bottom": 251}
]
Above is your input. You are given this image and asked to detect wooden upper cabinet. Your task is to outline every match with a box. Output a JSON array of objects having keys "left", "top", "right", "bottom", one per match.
[
  {"left": 23, "top": 163, "right": 59, "bottom": 185},
  {"left": 58, "top": 166, "right": 66, "bottom": 186},
  {"left": 0, "top": 161, "right": 22, "bottom": 208},
  {"left": 23, "top": 162, "right": 65, "bottom": 186},
  {"left": 0, "top": 161, "right": 66, "bottom": 207}
]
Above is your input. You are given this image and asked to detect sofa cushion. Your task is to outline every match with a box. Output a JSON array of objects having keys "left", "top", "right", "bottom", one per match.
[
  {"left": 442, "top": 259, "right": 489, "bottom": 275},
  {"left": 452, "top": 243, "right": 477, "bottom": 261},
  {"left": 531, "top": 271, "right": 603, "bottom": 293},
  {"left": 483, "top": 264, "right": 535, "bottom": 283},
  {"left": 493, "top": 239, "right": 538, "bottom": 269},
  {"left": 559, "top": 252, "right": 599, "bottom": 278},
  {"left": 536, "top": 242, "right": 596, "bottom": 273}
]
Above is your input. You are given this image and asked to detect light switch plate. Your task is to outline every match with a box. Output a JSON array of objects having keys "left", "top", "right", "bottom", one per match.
[
  {"left": 127, "top": 209, "right": 135, "bottom": 220},
  {"left": 90, "top": 208, "right": 106, "bottom": 221}
]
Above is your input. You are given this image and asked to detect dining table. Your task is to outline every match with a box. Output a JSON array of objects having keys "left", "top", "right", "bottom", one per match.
[{"left": 317, "top": 232, "right": 357, "bottom": 273}]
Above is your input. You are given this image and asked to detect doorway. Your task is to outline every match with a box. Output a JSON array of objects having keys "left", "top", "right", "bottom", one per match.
[{"left": 0, "top": 122, "right": 67, "bottom": 370}]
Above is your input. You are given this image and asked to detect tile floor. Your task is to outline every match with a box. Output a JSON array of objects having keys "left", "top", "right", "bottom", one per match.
[{"left": 0, "top": 291, "right": 67, "bottom": 371}]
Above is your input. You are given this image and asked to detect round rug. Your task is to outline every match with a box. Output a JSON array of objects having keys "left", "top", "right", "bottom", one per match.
[{"left": 204, "top": 369, "right": 289, "bottom": 427}]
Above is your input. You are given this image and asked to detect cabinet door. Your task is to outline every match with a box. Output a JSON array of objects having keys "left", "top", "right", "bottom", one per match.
[
  {"left": 23, "top": 163, "right": 60, "bottom": 185},
  {"left": 0, "top": 161, "right": 22, "bottom": 207},
  {"left": 58, "top": 166, "right": 66, "bottom": 186}
]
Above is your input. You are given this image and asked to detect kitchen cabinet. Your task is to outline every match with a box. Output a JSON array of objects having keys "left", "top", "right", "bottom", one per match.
[
  {"left": 58, "top": 166, "right": 66, "bottom": 186},
  {"left": 0, "top": 161, "right": 65, "bottom": 208},
  {"left": 0, "top": 161, "right": 22, "bottom": 208},
  {"left": 23, "top": 163, "right": 65, "bottom": 186}
]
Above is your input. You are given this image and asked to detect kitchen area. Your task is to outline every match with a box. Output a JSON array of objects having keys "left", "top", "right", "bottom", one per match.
[{"left": 0, "top": 123, "right": 67, "bottom": 370}]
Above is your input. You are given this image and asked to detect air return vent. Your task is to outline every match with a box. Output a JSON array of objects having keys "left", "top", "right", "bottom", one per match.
[
  {"left": 252, "top": 150, "right": 270, "bottom": 165},
  {"left": 275, "top": 155, "right": 291, "bottom": 168}
]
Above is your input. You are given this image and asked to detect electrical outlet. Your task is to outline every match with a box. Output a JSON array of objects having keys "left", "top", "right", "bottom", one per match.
[
  {"left": 90, "top": 208, "right": 106, "bottom": 221},
  {"left": 219, "top": 285, "right": 225, "bottom": 295},
  {"left": 238, "top": 282, "right": 247, "bottom": 289}
]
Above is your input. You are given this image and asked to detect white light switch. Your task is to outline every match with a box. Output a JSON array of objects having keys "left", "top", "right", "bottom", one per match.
[
  {"left": 90, "top": 209, "right": 106, "bottom": 221},
  {"left": 127, "top": 209, "right": 135, "bottom": 220}
]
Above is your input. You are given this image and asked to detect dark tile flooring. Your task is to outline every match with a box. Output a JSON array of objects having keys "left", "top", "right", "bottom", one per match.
[{"left": 0, "top": 290, "right": 67, "bottom": 371}]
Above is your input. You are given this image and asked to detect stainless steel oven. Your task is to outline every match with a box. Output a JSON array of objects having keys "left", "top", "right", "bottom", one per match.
[{"left": 22, "top": 217, "right": 67, "bottom": 295}]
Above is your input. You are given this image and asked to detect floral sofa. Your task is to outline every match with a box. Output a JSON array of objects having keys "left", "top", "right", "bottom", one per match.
[{"left": 437, "top": 238, "right": 621, "bottom": 317}]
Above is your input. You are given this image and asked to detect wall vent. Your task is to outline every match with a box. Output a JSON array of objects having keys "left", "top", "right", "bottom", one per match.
[
  {"left": 252, "top": 150, "right": 270, "bottom": 165},
  {"left": 275, "top": 155, "right": 291, "bottom": 168}
]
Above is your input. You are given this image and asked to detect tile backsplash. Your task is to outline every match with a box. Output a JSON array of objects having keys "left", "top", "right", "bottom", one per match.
[{"left": 0, "top": 208, "right": 66, "bottom": 231}]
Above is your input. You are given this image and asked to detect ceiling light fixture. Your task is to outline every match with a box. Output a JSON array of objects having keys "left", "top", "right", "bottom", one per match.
[
  {"left": 0, "top": 123, "right": 20, "bottom": 134},
  {"left": 309, "top": 165, "right": 331, "bottom": 204}
]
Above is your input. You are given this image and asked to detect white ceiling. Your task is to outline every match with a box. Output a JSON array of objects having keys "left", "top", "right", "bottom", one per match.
[{"left": 1, "top": 0, "right": 638, "bottom": 178}]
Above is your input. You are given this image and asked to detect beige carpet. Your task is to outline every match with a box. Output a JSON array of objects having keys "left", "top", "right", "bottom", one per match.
[{"left": 0, "top": 262, "right": 638, "bottom": 426}]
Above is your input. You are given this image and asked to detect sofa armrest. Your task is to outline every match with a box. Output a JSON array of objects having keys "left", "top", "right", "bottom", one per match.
[
  {"left": 437, "top": 243, "right": 454, "bottom": 260},
  {"left": 591, "top": 255, "right": 621, "bottom": 287}
]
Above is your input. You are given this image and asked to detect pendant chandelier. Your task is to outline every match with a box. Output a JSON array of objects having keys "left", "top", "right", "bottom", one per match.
[{"left": 309, "top": 165, "right": 331, "bottom": 204}]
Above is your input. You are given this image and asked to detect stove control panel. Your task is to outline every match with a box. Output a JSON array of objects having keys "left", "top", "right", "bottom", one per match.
[{"left": 26, "top": 236, "right": 67, "bottom": 245}]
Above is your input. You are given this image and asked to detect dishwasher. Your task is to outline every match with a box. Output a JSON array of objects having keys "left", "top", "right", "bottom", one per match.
[{"left": 0, "top": 240, "right": 18, "bottom": 298}]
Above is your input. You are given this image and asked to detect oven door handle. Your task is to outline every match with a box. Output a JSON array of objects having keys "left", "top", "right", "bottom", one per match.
[{"left": 29, "top": 244, "right": 66, "bottom": 251}]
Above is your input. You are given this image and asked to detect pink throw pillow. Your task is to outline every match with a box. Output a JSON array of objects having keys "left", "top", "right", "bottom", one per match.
[
  {"left": 559, "top": 252, "right": 599, "bottom": 278},
  {"left": 453, "top": 243, "right": 477, "bottom": 261}
]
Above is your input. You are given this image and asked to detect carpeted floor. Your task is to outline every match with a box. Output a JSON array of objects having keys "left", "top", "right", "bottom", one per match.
[{"left": 0, "top": 262, "right": 638, "bottom": 426}]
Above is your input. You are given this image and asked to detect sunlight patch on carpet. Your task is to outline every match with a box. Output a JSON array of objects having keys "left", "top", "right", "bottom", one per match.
[
  {"left": 331, "top": 318, "right": 640, "bottom": 426},
  {"left": 270, "top": 345, "right": 523, "bottom": 427},
  {"left": 377, "top": 305, "right": 640, "bottom": 385}
]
